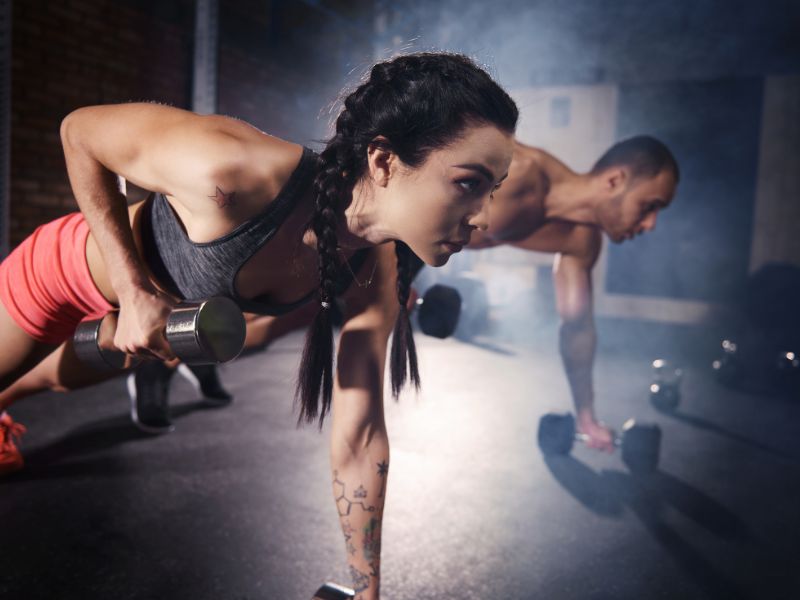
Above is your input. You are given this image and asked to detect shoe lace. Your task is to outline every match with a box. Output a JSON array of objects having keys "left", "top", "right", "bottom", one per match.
[{"left": 0, "top": 414, "right": 27, "bottom": 450}]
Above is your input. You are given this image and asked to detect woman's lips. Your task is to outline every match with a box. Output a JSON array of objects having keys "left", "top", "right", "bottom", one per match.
[{"left": 442, "top": 241, "right": 464, "bottom": 253}]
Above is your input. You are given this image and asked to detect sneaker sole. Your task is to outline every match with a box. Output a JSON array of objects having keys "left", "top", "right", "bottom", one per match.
[
  {"left": 176, "top": 364, "right": 232, "bottom": 407},
  {"left": 127, "top": 373, "right": 175, "bottom": 435}
]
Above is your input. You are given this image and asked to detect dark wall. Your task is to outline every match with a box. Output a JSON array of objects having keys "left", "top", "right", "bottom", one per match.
[
  {"left": 10, "top": 0, "right": 193, "bottom": 247},
  {"left": 9, "top": 0, "right": 374, "bottom": 248},
  {"left": 606, "top": 77, "right": 765, "bottom": 302}
]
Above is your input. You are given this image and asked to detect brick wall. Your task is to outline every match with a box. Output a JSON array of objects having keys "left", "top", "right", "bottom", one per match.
[
  {"left": 9, "top": 0, "right": 374, "bottom": 249},
  {"left": 10, "top": 0, "right": 193, "bottom": 247}
]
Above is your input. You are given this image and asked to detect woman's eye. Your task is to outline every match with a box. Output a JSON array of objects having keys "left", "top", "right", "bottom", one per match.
[{"left": 457, "top": 179, "right": 481, "bottom": 193}]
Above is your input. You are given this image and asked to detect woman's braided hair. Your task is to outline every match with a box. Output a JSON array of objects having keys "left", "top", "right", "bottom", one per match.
[{"left": 296, "top": 52, "right": 519, "bottom": 428}]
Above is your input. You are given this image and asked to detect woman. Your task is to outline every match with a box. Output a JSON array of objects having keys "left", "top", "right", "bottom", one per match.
[{"left": 0, "top": 52, "right": 518, "bottom": 598}]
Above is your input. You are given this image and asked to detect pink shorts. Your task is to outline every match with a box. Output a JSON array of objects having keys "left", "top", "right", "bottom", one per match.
[{"left": 0, "top": 212, "right": 114, "bottom": 344}]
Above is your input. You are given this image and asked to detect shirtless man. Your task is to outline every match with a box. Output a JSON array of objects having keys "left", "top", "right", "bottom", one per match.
[{"left": 466, "top": 135, "right": 679, "bottom": 450}]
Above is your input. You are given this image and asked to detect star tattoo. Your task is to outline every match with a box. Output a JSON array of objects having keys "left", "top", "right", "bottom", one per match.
[{"left": 208, "top": 186, "right": 236, "bottom": 208}]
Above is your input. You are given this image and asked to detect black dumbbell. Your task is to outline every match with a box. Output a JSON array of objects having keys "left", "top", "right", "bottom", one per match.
[
  {"left": 414, "top": 276, "right": 490, "bottom": 340},
  {"left": 537, "top": 412, "right": 662, "bottom": 473},
  {"left": 711, "top": 339, "right": 742, "bottom": 386},
  {"left": 415, "top": 284, "right": 462, "bottom": 339},
  {"left": 312, "top": 582, "right": 354, "bottom": 600},
  {"left": 650, "top": 359, "right": 683, "bottom": 411},
  {"left": 776, "top": 350, "right": 800, "bottom": 396},
  {"left": 73, "top": 296, "right": 246, "bottom": 370}
]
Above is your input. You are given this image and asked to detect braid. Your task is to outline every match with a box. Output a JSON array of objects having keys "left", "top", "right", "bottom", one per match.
[
  {"left": 295, "top": 122, "right": 359, "bottom": 429},
  {"left": 390, "top": 241, "right": 421, "bottom": 397}
]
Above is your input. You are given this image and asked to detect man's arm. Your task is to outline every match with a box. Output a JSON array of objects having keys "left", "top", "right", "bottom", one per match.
[
  {"left": 329, "top": 243, "right": 399, "bottom": 600},
  {"left": 552, "top": 228, "right": 614, "bottom": 451}
]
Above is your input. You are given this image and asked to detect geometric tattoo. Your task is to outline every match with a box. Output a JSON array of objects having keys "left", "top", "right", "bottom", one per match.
[
  {"left": 333, "top": 471, "right": 376, "bottom": 516},
  {"left": 208, "top": 186, "right": 236, "bottom": 208}
]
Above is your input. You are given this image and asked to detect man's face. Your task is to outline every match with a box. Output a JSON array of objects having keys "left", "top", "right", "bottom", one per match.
[{"left": 599, "top": 169, "right": 677, "bottom": 243}]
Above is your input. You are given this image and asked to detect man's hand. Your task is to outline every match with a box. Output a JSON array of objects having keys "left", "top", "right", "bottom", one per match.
[{"left": 576, "top": 414, "right": 615, "bottom": 453}]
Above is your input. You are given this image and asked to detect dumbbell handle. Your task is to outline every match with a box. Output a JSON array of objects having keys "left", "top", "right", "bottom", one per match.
[{"left": 574, "top": 431, "right": 622, "bottom": 448}]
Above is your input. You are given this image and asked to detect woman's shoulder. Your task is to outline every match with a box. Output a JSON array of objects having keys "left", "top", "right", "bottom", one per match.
[{"left": 204, "top": 118, "right": 310, "bottom": 203}]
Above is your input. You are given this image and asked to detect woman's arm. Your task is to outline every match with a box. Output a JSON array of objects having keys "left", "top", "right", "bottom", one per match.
[
  {"left": 330, "top": 243, "right": 399, "bottom": 600},
  {"left": 59, "top": 102, "right": 298, "bottom": 359}
]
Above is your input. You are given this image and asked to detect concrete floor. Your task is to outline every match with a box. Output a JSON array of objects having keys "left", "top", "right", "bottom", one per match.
[{"left": 1, "top": 324, "right": 799, "bottom": 600}]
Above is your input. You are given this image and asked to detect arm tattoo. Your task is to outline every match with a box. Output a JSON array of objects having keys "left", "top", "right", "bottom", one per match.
[
  {"left": 377, "top": 460, "right": 388, "bottom": 499},
  {"left": 333, "top": 471, "right": 376, "bottom": 516},
  {"left": 349, "top": 565, "right": 370, "bottom": 593},
  {"left": 208, "top": 186, "right": 236, "bottom": 208},
  {"left": 341, "top": 520, "right": 357, "bottom": 556},
  {"left": 362, "top": 517, "right": 381, "bottom": 577}
]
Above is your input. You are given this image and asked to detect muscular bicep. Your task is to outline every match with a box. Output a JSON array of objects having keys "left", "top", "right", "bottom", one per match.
[
  {"left": 553, "top": 254, "right": 593, "bottom": 323},
  {"left": 552, "top": 228, "right": 602, "bottom": 323},
  {"left": 60, "top": 103, "right": 279, "bottom": 210}
]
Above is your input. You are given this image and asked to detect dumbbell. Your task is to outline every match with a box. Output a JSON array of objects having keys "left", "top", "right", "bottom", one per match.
[
  {"left": 775, "top": 350, "right": 800, "bottom": 396},
  {"left": 415, "top": 284, "right": 462, "bottom": 338},
  {"left": 73, "top": 296, "right": 246, "bottom": 370},
  {"left": 537, "top": 412, "right": 662, "bottom": 473},
  {"left": 414, "top": 275, "right": 490, "bottom": 340},
  {"left": 312, "top": 582, "right": 354, "bottom": 600},
  {"left": 711, "top": 339, "right": 742, "bottom": 386},
  {"left": 649, "top": 359, "right": 683, "bottom": 411}
]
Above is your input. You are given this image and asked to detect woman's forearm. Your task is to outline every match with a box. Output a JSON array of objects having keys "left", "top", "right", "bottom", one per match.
[{"left": 330, "top": 427, "right": 389, "bottom": 600}]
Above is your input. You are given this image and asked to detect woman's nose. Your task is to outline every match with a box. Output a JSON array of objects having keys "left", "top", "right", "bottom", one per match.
[{"left": 468, "top": 199, "right": 491, "bottom": 231}]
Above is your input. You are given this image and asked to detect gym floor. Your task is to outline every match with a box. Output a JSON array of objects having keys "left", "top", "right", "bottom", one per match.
[{"left": 1, "top": 322, "right": 799, "bottom": 600}]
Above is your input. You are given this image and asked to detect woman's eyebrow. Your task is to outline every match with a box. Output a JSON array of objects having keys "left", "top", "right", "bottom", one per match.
[{"left": 453, "top": 163, "right": 507, "bottom": 183}]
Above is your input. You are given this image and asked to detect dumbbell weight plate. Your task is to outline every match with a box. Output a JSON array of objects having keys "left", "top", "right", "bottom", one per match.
[
  {"left": 620, "top": 419, "right": 661, "bottom": 473},
  {"left": 312, "top": 582, "right": 355, "bottom": 600},
  {"left": 649, "top": 383, "right": 680, "bottom": 411},
  {"left": 167, "top": 297, "right": 245, "bottom": 363},
  {"left": 416, "top": 284, "right": 462, "bottom": 339},
  {"left": 537, "top": 413, "right": 576, "bottom": 455}
]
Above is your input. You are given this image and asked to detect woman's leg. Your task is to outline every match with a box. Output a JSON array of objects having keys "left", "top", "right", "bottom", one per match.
[
  {"left": 0, "top": 301, "right": 60, "bottom": 474},
  {"left": 0, "top": 337, "right": 120, "bottom": 408},
  {"left": 0, "top": 300, "right": 60, "bottom": 402}
]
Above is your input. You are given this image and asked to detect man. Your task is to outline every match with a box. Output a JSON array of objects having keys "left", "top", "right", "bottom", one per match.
[{"left": 463, "top": 135, "right": 679, "bottom": 450}]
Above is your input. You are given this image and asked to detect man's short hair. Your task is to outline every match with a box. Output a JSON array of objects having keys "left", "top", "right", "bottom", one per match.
[{"left": 592, "top": 135, "right": 680, "bottom": 182}]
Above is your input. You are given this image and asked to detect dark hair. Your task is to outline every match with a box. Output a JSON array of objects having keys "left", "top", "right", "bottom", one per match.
[
  {"left": 296, "top": 52, "right": 519, "bottom": 428},
  {"left": 591, "top": 135, "right": 680, "bottom": 182}
]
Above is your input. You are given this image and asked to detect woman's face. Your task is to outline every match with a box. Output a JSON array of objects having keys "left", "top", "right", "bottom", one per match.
[{"left": 378, "top": 124, "right": 514, "bottom": 266}]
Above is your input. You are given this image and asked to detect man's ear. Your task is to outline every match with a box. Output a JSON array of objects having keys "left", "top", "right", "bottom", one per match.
[
  {"left": 605, "top": 167, "right": 627, "bottom": 192},
  {"left": 366, "top": 136, "right": 397, "bottom": 187}
]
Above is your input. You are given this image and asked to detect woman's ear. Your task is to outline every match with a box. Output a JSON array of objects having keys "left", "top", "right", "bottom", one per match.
[{"left": 366, "top": 136, "right": 397, "bottom": 187}]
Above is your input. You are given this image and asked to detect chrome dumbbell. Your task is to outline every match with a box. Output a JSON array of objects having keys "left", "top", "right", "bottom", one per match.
[{"left": 73, "top": 296, "right": 245, "bottom": 370}]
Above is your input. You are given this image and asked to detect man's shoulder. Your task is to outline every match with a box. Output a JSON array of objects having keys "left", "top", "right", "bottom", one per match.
[{"left": 561, "top": 224, "right": 603, "bottom": 267}]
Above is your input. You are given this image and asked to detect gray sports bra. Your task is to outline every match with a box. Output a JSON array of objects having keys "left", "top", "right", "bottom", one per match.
[{"left": 140, "top": 146, "right": 369, "bottom": 315}]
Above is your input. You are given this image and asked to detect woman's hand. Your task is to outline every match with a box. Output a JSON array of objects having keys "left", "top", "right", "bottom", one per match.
[{"left": 114, "top": 286, "right": 177, "bottom": 362}]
